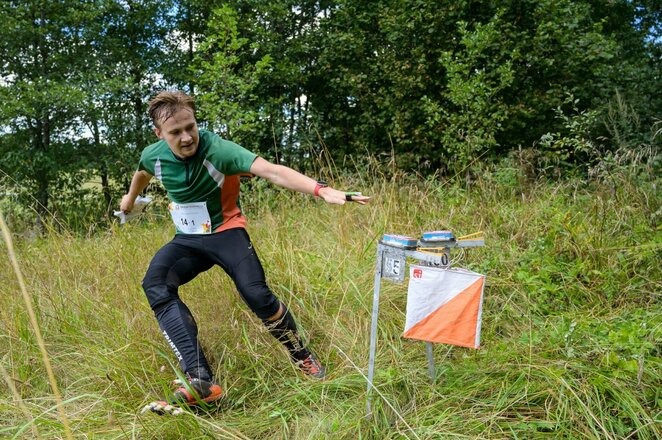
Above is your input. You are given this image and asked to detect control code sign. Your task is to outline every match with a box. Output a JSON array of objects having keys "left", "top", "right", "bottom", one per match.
[{"left": 382, "top": 250, "right": 406, "bottom": 283}]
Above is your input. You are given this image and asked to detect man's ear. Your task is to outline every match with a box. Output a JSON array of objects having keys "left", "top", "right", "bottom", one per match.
[{"left": 153, "top": 126, "right": 162, "bottom": 139}]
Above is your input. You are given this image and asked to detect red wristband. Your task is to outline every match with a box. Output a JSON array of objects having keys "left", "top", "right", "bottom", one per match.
[{"left": 314, "top": 181, "right": 328, "bottom": 197}]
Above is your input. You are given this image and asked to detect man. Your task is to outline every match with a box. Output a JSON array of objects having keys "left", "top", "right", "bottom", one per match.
[{"left": 120, "top": 91, "right": 369, "bottom": 410}]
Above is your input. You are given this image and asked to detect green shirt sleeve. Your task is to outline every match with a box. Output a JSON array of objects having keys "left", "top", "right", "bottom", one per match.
[
  {"left": 203, "top": 131, "right": 257, "bottom": 174},
  {"left": 138, "top": 142, "right": 161, "bottom": 175}
]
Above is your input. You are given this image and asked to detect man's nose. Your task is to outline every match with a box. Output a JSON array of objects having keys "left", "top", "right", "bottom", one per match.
[{"left": 181, "top": 132, "right": 192, "bottom": 143}]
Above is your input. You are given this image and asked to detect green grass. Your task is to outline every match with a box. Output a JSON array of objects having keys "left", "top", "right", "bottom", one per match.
[{"left": 0, "top": 163, "right": 660, "bottom": 439}]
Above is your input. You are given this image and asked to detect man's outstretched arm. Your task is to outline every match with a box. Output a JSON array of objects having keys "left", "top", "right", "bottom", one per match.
[{"left": 249, "top": 157, "right": 370, "bottom": 205}]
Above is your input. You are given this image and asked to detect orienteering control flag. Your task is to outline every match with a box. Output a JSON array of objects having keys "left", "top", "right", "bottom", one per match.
[{"left": 404, "top": 265, "right": 486, "bottom": 349}]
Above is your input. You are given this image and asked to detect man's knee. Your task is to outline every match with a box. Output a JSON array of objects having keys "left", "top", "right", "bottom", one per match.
[
  {"left": 242, "top": 288, "right": 280, "bottom": 320},
  {"left": 142, "top": 277, "right": 178, "bottom": 311}
]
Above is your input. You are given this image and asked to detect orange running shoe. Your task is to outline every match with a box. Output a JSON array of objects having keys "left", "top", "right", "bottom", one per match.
[
  {"left": 295, "top": 353, "right": 326, "bottom": 379},
  {"left": 168, "top": 377, "right": 223, "bottom": 405},
  {"left": 142, "top": 376, "right": 223, "bottom": 415}
]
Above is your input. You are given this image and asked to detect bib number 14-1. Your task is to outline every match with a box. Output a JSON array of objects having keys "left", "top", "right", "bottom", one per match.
[{"left": 168, "top": 201, "right": 212, "bottom": 234}]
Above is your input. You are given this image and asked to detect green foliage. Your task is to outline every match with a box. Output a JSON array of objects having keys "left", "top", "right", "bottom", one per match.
[
  {"left": 0, "top": 0, "right": 95, "bottom": 223},
  {"left": 298, "top": 0, "right": 661, "bottom": 171},
  {"left": 438, "top": 17, "right": 514, "bottom": 169},
  {"left": 1, "top": 0, "right": 661, "bottom": 231},
  {"left": 535, "top": 94, "right": 603, "bottom": 174},
  {"left": 0, "top": 0, "right": 176, "bottom": 230},
  {"left": 193, "top": 5, "right": 273, "bottom": 143}
]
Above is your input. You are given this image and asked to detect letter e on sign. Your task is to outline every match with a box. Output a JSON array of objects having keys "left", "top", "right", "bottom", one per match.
[{"left": 413, "top": 268, "right": 423, "bottom": 279}]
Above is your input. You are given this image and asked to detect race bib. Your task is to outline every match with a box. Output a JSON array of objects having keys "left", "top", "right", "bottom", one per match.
[{"left": 168, "top": 201, "right": 212, "bottom": 234}]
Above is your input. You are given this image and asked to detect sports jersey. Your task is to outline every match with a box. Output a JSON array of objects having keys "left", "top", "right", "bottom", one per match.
[{"left": 138, "top": 129, "right": 257, "bottom": 234}]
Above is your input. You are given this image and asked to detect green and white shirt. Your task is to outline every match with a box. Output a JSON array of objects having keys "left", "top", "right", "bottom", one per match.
[{"left": 139, "top": 129, "right": 257, "bottom": 234}]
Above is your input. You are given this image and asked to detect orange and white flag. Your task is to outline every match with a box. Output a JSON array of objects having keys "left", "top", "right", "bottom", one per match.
[{"left": 403, "top": 265, "right": 486, "bottom": 349}]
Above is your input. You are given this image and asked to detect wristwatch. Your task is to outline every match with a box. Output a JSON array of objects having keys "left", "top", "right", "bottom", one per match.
[{"left": 314, "top": 180, "right": 328, "bottom": 197}]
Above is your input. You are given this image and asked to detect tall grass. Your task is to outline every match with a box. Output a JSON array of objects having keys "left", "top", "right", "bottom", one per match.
[{"left": 0, "top": 160, "right": 660, "bottom": 439}]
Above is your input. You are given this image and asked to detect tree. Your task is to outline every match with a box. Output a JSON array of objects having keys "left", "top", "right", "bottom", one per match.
[
  {"left": 192, "top": 0, "right": 331, "bottom": 169},
  {"left": 0, "top": 0, "right": 95, "bottom": 228},
  {"left": 193, "top": 5, "right": 272, "bottom": 143},
  {"left": 80, "top": 0, "right": 177, "bottom": 214},
  {"left": 303, "top": 0, "right": 660, "bottom": 170},
  {"left": 0, "top": 0, "right": 180, "bottom": 230}
]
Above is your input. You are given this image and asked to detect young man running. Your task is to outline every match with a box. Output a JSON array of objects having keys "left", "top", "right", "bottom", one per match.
[{"left": 120, "top": 91, "right": 370, "bottom": 410}]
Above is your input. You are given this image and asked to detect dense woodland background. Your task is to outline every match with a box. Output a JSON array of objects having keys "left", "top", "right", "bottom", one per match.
[{"left": 0, "top": 0, "right": 660, "bottom": 232}]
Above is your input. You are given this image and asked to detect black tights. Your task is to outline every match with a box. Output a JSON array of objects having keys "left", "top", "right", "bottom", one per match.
[{"left": 142, "top": 228, "right": 307, "bottom": 380}]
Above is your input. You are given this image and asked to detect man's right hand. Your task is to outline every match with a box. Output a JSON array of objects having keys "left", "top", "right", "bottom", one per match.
[
  {"left": 120, "top": 194, "right": 135, "bottom": 213},
  {"left": 120, "top": 170, "right": 154, "bottom": 213}
]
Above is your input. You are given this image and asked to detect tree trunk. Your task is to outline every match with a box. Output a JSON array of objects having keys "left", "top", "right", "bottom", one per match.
[
  {"left": 91, "top": 117, "right": 112, "bottom": 215},
  {"left": 187, "top": 0, "right": 195, "bottom": 95},
  {"left": 35, "top": 179, "right": 49, "bottom": 232},
  {"left": 132, "top": 68, "right": 144, "bottom": 149}
]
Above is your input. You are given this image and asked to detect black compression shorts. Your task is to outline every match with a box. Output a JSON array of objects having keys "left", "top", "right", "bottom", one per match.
[{"left": 141, "top": 227, "right": 280, "bottom": 320}]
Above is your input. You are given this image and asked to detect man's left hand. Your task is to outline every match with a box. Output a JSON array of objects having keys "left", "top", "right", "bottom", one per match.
[{"left": 319, "top": 187, "right": 371, "bottom": 205}]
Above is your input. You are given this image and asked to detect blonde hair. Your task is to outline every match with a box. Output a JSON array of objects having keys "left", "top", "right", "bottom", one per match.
[{"left": 148, "top": 91, "right": 196, "bottom": 127}]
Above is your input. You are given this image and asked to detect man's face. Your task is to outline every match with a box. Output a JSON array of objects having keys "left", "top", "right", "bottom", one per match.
[{"left": 153, "top": 107, "right": 199, "bottom": 159}]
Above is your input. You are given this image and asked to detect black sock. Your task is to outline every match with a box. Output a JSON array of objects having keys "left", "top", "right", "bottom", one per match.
[
  {"left": 186, "top": 366, "right": 212, "bottom": 382},
  {"left": 263, "top": 304, "right": 309, "bottom": 362}
]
